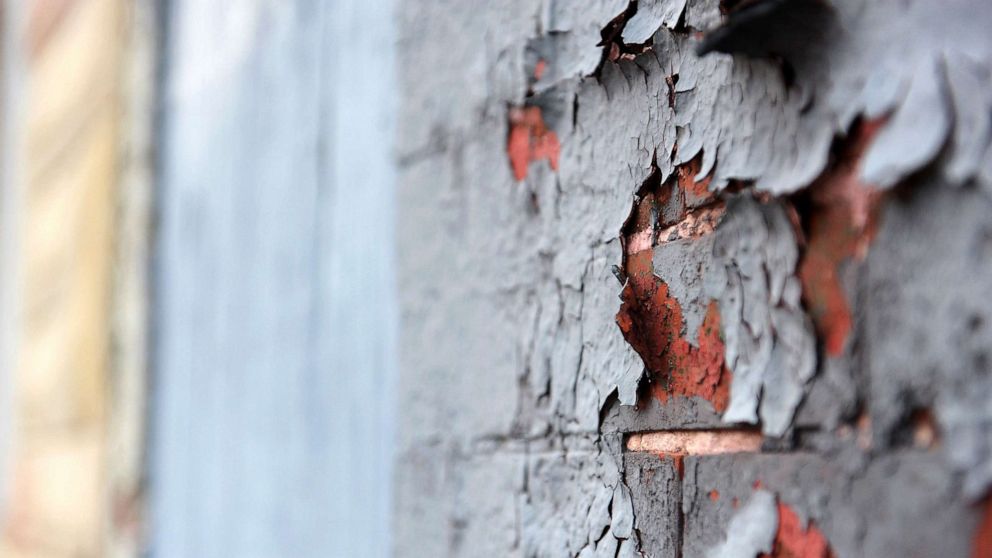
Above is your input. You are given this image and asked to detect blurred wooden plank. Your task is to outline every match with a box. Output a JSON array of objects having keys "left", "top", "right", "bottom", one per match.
[{"left": 1, "top": 0, "right": 124, "bottom": 556}]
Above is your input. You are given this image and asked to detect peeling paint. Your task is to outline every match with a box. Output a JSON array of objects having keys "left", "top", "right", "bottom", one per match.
[
  {"left": 706, "top": 489, "right": 778, "bottom": 558},
  {"left": 707, "top": 195, "right": 816, "bottom": 436},
  {"left": 617, "top": 246, "right": 732, "bottom": 412},
  {"left": 622, "top": 0, "right": 685, "bottom": 45},
  {"left": 617, "top": 228, "right": 732, "bottom": 413},
  {"left": 396, "top": 0, "right": 992, "bottom": 553},
  {"left": 693, "top": 1, "right": 992, "bottom": 194},
  {"left": 616, "top": 157, "right": 736, "bottom": 414}
]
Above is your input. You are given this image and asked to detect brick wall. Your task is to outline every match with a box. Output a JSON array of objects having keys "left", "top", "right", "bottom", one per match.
[{"left": 394, "top": 0, "right": 992, "bottom": 556}]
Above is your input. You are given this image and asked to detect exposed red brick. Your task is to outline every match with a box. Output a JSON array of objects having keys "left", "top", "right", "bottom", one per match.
[
  {"left": 627, "top": 430, "right": 763, "bottom": 455},
  {"left": 761, "top": 501, "right": 834, "bottom": 558},
  {"left": 616, "top": 157, "right": 731, "bottom": 413},
  {"left": 534, "top": 59, "right": 547, "bottom": 80},
  {"left": 709, "top": 490, "right": 721, "bottom": 502},
  {"left": 627, "top": 429, "right": 760, "bottom": 485},
  {"left": 911, "top": 408, "right": 939, "bottom": 450},
  {"left": 507, "top": 106, "right": 560, "bottom": 181},
  {"left": 616, "top": 251, "right": 732, "bottom": 412},
  {"left": 973, "top": 496, "right": 992, "bottom": 558},
  {"left": 616, "top": 247, "right": 677, "bottom": 376},
  {"left": 655, "top": 204, "right": 724, "bottom": 243},
  {"left": 607, "top": 42, "right": 621, "bottom": 63},
  {"left": 678, "top": 154, "right": 718, "bottom": 209},
  {"left": 651, "top": 301, "right": 732, "bottom": 410},
  {"left": 798, "top": 119, "right": 885, "bottom": 356}
]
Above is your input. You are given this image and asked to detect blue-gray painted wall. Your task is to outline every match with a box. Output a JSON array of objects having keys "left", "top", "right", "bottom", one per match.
[{"left": 151, "top": 1, "right": 396, "bottom": 556}]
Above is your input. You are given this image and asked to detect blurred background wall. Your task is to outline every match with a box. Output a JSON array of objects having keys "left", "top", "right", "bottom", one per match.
[
  {"left": 0, "top": 0, "right": 397, "bottom": 556},
  {"left": 151, "top": 1, "right": 396, "bottom": 556},
  {"left": 0, "top": 0, "right": 149, "bottom": 555}
]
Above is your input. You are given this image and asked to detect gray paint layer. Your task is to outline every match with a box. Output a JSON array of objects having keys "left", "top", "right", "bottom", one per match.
[
  {"left": 706, "top": 195, "right": 815, "bottom": 436},
  {"left": 151, "top": 1, "right": 396, "bottom": 556},
  {"left": 704, "top": 490, "right": 777, "bottom": 558}
]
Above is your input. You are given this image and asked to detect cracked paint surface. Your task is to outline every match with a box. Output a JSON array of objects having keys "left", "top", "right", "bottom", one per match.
[
  {"left": 707, "top": 195, "right": 816, "bottom": 436},
  {"left": 396, "top": 0, "right": 992, "bottom": 555}
]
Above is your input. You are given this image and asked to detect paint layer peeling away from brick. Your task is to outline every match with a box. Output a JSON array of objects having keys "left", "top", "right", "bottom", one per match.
[
  {"left": 703, "top": 487, "right": 836, "bottom": 558},
  {"left": 705, "top": 195, "right": 816, "bottom": 436},
  {"left": 705, "top": 490, "right": 777, "bottom": 558},
  {"left": 396, "top": 0, "right": 992, "bottom": 554},
  {"left": 617, "top": 158, "right": 733, "bottom": 416}
]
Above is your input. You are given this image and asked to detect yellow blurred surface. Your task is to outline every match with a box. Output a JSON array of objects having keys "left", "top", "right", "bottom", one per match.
[{"left": 2, "top": 0, "right": 125, "bottom": 555}]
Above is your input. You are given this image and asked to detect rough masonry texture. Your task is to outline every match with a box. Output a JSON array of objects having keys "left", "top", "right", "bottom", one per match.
[{"left": 395, "top": 0, "right": 992, "bottom": 556}]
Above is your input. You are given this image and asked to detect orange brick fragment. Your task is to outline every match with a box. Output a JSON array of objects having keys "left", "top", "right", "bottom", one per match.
[{"left": 507, "top": 106, "right": 560, "bottom": 181}]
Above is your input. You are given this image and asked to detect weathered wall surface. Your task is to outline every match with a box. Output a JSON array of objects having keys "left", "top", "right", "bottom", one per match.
[{"left": 394, "top": 0, "right": 992, "bottom": 556}]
